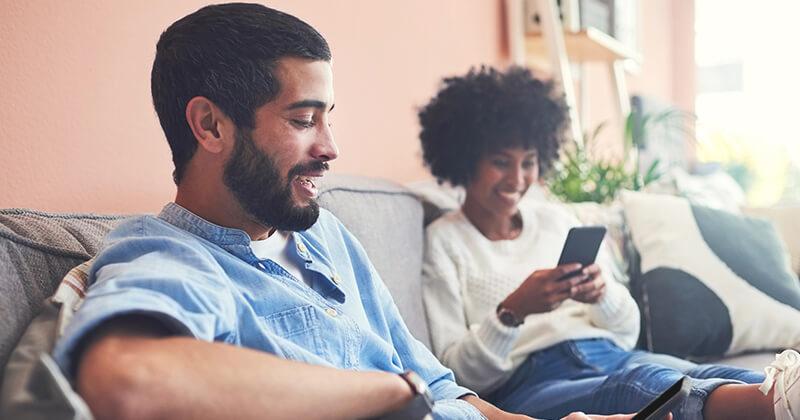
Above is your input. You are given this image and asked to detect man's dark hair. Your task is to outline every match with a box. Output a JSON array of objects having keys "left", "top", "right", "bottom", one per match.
[
  {"left": 418, "top": 66, "right": 569, "bottom": 187},
  {"left": 151, "top": 3, "right": 331, "bottom": 184}
]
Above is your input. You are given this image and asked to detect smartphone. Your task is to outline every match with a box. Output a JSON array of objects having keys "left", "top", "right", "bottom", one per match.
[
  {"left": 631, "top": 375, "right": 691, "bottom": 420},
  {"left": 557, "top": 226, "right": 607, "bottom": 268}
]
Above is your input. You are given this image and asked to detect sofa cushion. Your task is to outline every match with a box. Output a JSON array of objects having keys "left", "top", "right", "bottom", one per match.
[
  {"left": 317, "top": 174, "right": 430, "bottom": 348},
  {"left": 0, "top": 209, "right": 131, "bottom": 395},
  {"left": 742, "top": 204, "right": 800, "bottom": 276},
  {"left": 623, "top": 191, "right": 800, "bottom": 360}
]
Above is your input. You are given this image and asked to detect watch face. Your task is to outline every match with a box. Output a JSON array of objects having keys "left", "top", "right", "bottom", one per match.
[
  {"left": 497, "top": 305, "right": 522, "bottom": 327},
  {"left": 499, "top": 311, "right": 517, "bottom": 326}
]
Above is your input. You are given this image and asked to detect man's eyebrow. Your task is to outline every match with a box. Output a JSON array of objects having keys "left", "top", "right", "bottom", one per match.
[{"left": 286, "top": 100, "right": 335, "bottom": 111}]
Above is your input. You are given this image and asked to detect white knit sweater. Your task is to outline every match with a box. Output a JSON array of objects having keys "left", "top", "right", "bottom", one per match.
[{"left": 422, "top": 200, "right": 640, "bottom": 394}]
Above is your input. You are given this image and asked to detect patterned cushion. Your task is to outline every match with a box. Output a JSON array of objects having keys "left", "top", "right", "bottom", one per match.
[
  {"left": 623, "top": 191, "right": 800, "bottom": 360},
  {"left": 742, "top": 205, "right": 800, "bottom": 276}
]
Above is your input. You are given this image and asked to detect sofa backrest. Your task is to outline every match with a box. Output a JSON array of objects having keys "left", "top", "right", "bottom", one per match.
[
  {"left": 0, "top": 173, "right": 429, "bottom": 395},
  {"left": 316, "top": 174, "right": 430, "bottom": 347},
  {"left": 0, "top": 210, "right": 131, "bottom": 395}
]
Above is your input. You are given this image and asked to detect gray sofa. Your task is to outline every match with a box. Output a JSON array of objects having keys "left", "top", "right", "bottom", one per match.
[{"left": 0, "top": 172, "right": 777, "bottom": 418}]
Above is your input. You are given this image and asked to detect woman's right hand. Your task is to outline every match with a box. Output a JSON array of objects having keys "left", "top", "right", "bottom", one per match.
[{"left": 502, "top": 263, "right": 587, "bottom": 317}]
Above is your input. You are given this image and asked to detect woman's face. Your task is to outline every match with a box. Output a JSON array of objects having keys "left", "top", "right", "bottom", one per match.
[{"left": 465, "top": 146, "right": 539, "bottom": 218}]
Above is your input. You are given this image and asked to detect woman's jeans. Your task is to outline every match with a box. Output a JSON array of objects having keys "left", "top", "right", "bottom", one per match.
[{"left": 486, "top": 338, "right": 765, "bottom": 420}]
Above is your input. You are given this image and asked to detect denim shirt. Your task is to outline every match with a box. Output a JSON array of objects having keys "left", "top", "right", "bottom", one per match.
[{"left": 52, "top": 203, "right": 483, "bottom": 419}]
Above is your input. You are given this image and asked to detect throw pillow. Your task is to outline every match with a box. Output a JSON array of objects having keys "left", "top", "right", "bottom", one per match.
[
  {"left": 622, "top": 190, "right": 800, "bottom": 360},
  {"left": 1, "top": 261, "right": 92, "bottom": 419},
  {"left": 742, "top": 205, "right": 800, "bottom": 276}
]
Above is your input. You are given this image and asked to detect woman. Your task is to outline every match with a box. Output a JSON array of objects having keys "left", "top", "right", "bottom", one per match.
[{"left": 418, "top": 66, "right": 798, "bottom": 420}]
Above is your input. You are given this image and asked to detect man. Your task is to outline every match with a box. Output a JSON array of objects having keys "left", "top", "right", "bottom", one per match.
[{"left": 52, "top": 4, "right": 632, "bottom": 420}]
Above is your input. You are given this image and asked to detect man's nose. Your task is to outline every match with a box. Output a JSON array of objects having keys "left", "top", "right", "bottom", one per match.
[{"left": 313, "top": 123, "right": 338, "bottom": 162}]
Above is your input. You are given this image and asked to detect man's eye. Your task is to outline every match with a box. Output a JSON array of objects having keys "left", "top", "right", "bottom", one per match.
[{"left": 292, "top": 119, "right": 315, "bottom": 128}]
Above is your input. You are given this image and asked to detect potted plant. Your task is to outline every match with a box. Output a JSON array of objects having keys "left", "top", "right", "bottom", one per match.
[{"left": 548, "top": 109, "right": 693, "bottom": 203}]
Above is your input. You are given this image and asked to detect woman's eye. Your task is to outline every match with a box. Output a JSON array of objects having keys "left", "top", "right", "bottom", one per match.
[
  {"left": 491, "top": 160, "right": 509, "bottom": 168},
  {"left": 523, "top": 161, "right": 537, "bottom": 169}
]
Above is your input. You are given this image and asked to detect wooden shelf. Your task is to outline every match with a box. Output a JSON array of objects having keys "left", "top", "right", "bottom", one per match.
[{"left": 525, "top": 26, "right": 640, "bottom": 63}]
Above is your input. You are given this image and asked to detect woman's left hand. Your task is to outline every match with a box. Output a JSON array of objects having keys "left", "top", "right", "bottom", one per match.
[{"left": 569, "top": 264, "right": 606, "bottom": 304}]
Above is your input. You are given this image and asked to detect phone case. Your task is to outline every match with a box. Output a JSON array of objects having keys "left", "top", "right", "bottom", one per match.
[
  {"left": 557, "top": 226, "right": 607, "bottom": 267},
  {"left": 631, "top": 375, "right": 691, "bottom": 420}
]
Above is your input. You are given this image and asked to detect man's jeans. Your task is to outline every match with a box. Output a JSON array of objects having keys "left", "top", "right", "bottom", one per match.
[{"left": 487, "top": 338, "right": 764, "bottom": 420}]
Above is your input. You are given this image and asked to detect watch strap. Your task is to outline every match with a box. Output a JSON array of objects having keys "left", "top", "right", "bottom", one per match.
[
  {"left": 370, "top": 370, "right": 433, "bottom": 420},
  {"left": 496, "top": 302, "right": 524, "bottom": 327}
]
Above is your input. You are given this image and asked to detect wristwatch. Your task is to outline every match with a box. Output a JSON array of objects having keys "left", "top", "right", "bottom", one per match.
[
  {"left": 496, "top": 302, "right": 524, "bottom": 327},
  {"left": 375, "top": 370, "right": 434, "bottom": 420}
]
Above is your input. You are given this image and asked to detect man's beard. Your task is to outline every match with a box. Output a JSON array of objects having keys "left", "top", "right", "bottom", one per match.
[{"left": 222, "top": 129, "right": 327, "bottom": 232}]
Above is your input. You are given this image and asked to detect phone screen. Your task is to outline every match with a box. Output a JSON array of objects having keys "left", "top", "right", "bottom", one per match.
[
  {"left": 631, "top": 376, "right": 691, "bottom": 420},
  {"left": 556, "top": 226, "right": 607, "bottom": 268}
]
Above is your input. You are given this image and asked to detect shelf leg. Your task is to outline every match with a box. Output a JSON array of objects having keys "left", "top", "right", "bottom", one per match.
[{"left": 536, "top": 0, "right": 583, "bottom": 146}]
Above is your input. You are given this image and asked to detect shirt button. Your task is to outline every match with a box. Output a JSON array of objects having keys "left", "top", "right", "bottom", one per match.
[
  {"left": 325, "top": 308, "right": 338, "bottom": 317},
  {"left": 332, "top": 274, "right": 341, "bottom": 285},
  {"left": 296, "top": 242, "right": 307, "bottom": 254}
]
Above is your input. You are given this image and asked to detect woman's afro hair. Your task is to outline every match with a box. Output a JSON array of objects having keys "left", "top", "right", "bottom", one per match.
[{"left": 418, "top": 66, "right": 569, "bottom": 186}]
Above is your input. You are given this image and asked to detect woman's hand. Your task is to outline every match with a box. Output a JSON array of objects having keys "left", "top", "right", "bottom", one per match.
[
  {"left": 503, "top": 263, "right": 587, "bottom": 316},
  {"left": 569, "top": 264, "right": 606, "bottom": 304}
]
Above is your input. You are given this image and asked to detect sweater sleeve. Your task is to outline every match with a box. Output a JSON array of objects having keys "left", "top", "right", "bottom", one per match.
[
  {"left": 422, "top": 228, "right": 521, "bottom": 394},
  {"left": 586, "top": 243, "right": 641, "bottom": 349}
]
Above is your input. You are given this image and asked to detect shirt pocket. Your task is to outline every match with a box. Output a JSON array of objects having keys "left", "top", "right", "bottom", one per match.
[{"left": 260, "top": 305, "right": 323, "bottom": 361}]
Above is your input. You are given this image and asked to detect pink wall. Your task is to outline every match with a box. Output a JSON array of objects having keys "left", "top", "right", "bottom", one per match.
[
  {"left": 0, "top": 0, "right": 692, "bottom": 214},
  {"left": 0, "top": 1, "right": 506, "bottom": 213}
]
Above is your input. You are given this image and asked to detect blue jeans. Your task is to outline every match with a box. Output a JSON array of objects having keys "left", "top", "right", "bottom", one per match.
[{"left": 486, "top": 338, "right": 765, "bottom": 420}]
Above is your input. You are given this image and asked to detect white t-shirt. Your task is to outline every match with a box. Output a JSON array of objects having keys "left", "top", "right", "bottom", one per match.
[{"left": 250, "top": 231, "right": 312, "bottom": 287}]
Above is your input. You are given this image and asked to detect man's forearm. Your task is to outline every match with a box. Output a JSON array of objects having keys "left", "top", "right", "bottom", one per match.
[{"left": 77, "top": 334, "right": 413, "bottom": 420}]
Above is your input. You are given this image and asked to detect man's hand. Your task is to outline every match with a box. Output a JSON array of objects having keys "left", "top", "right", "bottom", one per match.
[
  {"left": 503, "top": 263, "right": 586, "bottom": 316},
  {"left": 562, "top": 413, "right": 671, "bottom": 420},
  {"left": 560, "top": 413, "right": 636, "bottom": 420},
  {"left": 569, "top": 264, "right": 606, "bottom": 304},
  {"left": 461, "top": 395, "right": 656, "bottom": 420},
  {"left": 460, "top": 394, "right": 534, "bottom": 419}
]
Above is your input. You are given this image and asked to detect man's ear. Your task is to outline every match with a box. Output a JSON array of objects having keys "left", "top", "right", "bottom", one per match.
[{"left": 185, "top": 96, "right": 229, "bottom": 154}]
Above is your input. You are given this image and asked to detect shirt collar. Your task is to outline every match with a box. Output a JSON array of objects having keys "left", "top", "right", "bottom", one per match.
[
  {"left": 158, "top": 202, "right": 252, "bottom": 247},
  {"left": 157, "top": 203, "right": 344, "bottom": 302}
]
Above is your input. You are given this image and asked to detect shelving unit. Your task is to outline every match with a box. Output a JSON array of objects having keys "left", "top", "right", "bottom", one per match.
[
  {"left": 506, "top": 0, "right": 638, "bottom": 146},
  {"left": 525, "top": 27, "right": 639, "bottom": 63}
]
